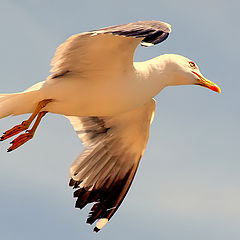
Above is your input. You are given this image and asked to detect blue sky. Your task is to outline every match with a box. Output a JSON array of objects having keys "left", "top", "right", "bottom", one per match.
[{"left": 0, "top": 0, "right": 239, "bottom": 239}]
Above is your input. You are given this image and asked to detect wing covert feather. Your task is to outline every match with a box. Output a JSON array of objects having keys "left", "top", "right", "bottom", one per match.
[{"left": 49, "top": 21, "right": 171, "bottom": 80}]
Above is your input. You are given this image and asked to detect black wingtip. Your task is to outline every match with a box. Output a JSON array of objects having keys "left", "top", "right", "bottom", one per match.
[
  {"left": 69, "top": 178, "right": 82, "bottom": 188},
  {"left": 93, "top": 227, "right": 100, "bottom": 233},
  {"left": 69, "top": 178, "right": 75, "bottom": 187}
]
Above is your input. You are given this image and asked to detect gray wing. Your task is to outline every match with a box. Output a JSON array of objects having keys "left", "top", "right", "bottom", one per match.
[
  {"left": 49, "top": 21, "right": 171, "bottom": 79},
  {"left": 66, "top": 99, "right": 156, "bottom": 232}
]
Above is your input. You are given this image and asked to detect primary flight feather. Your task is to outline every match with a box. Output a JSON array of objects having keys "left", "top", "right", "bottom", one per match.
[{"left": 0, "top": 20, "right": 220, "bottom": 232}]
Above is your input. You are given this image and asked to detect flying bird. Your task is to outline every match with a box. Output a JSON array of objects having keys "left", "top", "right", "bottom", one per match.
[{"left": 0, "top": 20, "right": 221, "bottom": 232}]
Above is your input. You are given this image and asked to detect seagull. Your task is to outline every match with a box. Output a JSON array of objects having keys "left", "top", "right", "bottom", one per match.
[{"left": 0, "top": 20, "right": 221, "bottom": 232}]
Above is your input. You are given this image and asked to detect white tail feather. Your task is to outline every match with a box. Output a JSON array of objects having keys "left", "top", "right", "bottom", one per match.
[
  {"left": 0, "top": 92, "right": 34, "bottom": 119},
  {"left": 0, "top": 81, "right": 44, "bottom": 119}
]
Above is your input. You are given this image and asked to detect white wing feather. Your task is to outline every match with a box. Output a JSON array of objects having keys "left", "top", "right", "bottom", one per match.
[
  {"left": 66, "top": 99, "right": 156, "bottom": 231},
  {"left": 48, "top": 21, "right": 171, "bottom": 80}
]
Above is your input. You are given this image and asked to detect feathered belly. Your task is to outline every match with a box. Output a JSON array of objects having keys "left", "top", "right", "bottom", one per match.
[{"left": 40, "top": 76, "right": 145, "bottom": 116}]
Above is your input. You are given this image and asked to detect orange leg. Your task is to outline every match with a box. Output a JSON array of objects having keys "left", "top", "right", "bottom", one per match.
[
  {"left": 7, "top": 111, "right": 48, "bottom": 152},
  {"left": 0, "top": 99, "right": 52, "bottom": 141}
]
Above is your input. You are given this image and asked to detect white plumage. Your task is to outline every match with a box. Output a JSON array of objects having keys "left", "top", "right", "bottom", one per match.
[{"left": 0, "top": 20, "right": 220, "bottom": 232}]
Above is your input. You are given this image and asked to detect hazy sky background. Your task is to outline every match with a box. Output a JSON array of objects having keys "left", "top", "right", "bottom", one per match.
[{"left": 0, "top": 0, "right": 239, "bottom": 239}]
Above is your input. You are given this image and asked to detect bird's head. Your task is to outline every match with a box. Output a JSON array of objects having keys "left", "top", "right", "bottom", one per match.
[{"left": 163, "top": 54, "right": 221, "bottom": 93}]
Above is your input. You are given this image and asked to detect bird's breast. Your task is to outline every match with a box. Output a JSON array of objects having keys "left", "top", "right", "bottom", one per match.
[{"left": 40, "top": 73, "right": 149, "bottom": 116}]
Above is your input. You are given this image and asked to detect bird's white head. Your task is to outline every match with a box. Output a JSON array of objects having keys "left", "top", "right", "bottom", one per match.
[{"left": 159, "top": 54, "right": 221, "bottom": 93}]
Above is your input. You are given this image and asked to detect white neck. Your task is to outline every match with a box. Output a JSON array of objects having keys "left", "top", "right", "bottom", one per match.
[
  {"left": 133, "top": 55, "right": 173, "bottom": 100},
  {"left": 133, "top": 54, "right": 195, "bottom": 102}
]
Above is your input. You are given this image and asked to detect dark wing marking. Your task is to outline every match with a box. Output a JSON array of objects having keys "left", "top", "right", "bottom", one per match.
[
  {"left": 95, "top": 20, "right": 171, "bottom": 46},
  {"left": 50, "top": 70, "right": 70, "bottom": 79},
  {"left": 66, "top": 99, "right": 156, "bottom": 232}
]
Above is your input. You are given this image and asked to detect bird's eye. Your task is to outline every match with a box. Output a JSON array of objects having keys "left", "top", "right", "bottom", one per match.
[{"left": 189, "top": 61, "right": 196, "bottom": 68}]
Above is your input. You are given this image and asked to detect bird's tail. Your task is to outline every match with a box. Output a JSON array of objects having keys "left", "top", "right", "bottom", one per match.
[
  {"left": 0, "top": 81, "right": 44, "bottom": 119},
  {"left": 0, "top": 92, "right": 36, "bottom": 119}
]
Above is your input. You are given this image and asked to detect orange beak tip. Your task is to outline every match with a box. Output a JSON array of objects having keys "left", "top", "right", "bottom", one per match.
[{"left": 210, "top": 85, "right": 221, "bottom": 94}]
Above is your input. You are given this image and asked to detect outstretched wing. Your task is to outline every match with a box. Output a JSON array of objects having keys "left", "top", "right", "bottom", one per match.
[
  {"left": 49, "top": 21, "right": 171, "bottom": 79},
  {"left": 66, "top": 99, "right": 156, "bottom": 232}
]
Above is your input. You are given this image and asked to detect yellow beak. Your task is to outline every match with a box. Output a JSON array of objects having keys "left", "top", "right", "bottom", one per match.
[{"left": 192, "top": 71, "right": 221, "bottom": 94}]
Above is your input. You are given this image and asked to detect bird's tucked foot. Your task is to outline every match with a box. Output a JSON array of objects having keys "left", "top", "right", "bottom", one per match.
[
  {"left": 0, "top": 99, "right": 52, "bottom": 142},
  {"left": 1, "top": 99, "right": 52, "bottom": 152},
  {"left": 6, "top": 111, "right": 47, "bottom": 152},
  {"left": 0, "top": 120, "right": 30, "bottom": 141},
  {"left": 7, "top": 130, "right": 34, "bottom": 152}
]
